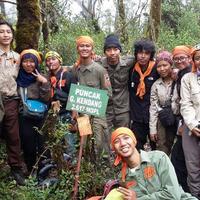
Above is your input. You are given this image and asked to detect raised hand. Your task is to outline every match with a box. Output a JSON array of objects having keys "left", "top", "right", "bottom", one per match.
[
  {"left": 32, "top": 69, "right": 48, "bottom": 84},
  {"left": 150, "top": 133, "right": 158, "bottom": 142}
]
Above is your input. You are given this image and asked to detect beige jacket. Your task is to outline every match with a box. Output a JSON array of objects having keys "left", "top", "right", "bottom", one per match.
[
  {"left": 149, "top": 78, "right": 173, "bottom": 134},
  {"left": 0, "top": 49, "right": 20, "bottom": 97},
  {"left": 180, "top": 72, "right": 200, "bottom": 131}
]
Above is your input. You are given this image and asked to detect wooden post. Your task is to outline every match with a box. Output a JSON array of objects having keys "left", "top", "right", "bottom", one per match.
[{"left": 72, "top": 135, "right": 84, "bottom": 200}]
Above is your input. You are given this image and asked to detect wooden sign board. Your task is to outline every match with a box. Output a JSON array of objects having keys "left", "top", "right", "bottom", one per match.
[
  {"left": 77, "top": 115, "right": 92, "bottom": 136},
  {"left": 66, "top": 84, "right": 109, "bottom": 117}
]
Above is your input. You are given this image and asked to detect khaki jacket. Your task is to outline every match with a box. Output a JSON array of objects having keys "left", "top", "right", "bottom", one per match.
[
  {"left": 0, "top": 49, "right": 20, "bottom": 97},
  {"left": 180, "top": 72, "right": 200, "bottom": 131},
  {"left": 149, "top": 78, "right": 174, "bottom": 134}
]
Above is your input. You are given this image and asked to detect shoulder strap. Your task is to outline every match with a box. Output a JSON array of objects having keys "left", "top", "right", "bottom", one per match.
[
  {"left": 59, "top": 70, "right": 64, "bottom": 90},
  {"left": 19, "top": 87, "right": 28, "bottom": 104},
  {"left": 169, "top": 81, "right": 176, "bottom": 100}
]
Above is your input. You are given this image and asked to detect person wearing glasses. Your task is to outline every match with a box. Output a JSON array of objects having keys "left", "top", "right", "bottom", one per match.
[
  {"left": 180, "top": 44, "right": 200, "bottom": 199},
  {"left": 171, "top": 45, "right": 192, "bottom": 192}
]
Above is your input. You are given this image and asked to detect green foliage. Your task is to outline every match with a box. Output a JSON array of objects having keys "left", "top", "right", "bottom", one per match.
[
  {"left": 157, "top": 1, "right": 200, "bottom": 51},
  {"left": 0, "top": 111, "right": 118, "bottom": 199},
  {"left": 40, "top": 17, "right": 105, "bottom": 66}
]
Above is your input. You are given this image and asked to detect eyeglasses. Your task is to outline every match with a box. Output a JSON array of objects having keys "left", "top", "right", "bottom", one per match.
[
  {"left": 173, "top": 56, "right": 188, "bottom": 63},
  {"left": 194, "top": 56, "right": 200, "bottom": 61}
]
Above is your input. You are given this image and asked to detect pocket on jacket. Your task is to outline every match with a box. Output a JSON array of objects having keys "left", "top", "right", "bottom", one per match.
[
  {"left": 86, "top": 81, "right": 98, "bottom": 88},
  {"left": 191, "top": 89, "right": 200, "bottom": 105}
]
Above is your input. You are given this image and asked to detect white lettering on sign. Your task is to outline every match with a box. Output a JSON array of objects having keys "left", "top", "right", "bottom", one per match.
[
  {"left": 85, "top": 107, "right": 99, "bottom": 115},
  {"left": 76, "top": 97, "right": 102, "bottom": 108},
  {"left": 75, "top": 89, "right": 101, "bottom": 100}
]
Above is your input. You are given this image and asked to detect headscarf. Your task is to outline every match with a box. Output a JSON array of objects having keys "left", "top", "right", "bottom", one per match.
[
  {"left": 16, "top": 49, "right": 42, "bottom": 88},
  {"left": 75, "top": 36, "right": 95, "bottom": 67},
  {"left": 111, "top": 127, "right": 137, "bottom": 182},
  {"left": 134, "top": 61, "right": 155, "bottom": 99},
  {"left": 45, "top": 51, "right": 63, "bottom": 64},
  {"left": 191, "top": 43, "right": 200, "bottom": 72},
  {"left": 172, "top": 45, "right": 192, "bottom": 58},
  {"left": 156, "top": 51, "right": 173, "bottom": 66},
  {"left": 76, "top": 36, "right": 94, "bottom": 48}
]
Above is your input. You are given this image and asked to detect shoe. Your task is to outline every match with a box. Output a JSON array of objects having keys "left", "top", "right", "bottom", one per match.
[{"left": 11, "top": 168, "right": 25, "bottom": 186}]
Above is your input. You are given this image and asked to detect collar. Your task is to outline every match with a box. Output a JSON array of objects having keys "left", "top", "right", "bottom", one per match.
[
  {"left": 0, "top": 48, "right": 14, "bottom": 58},
  {"left": 127, "top": 150, "right": 151, "bottom": 172},
  {"left": 197, "top": 68, "right": 200, "bottom": 77},
  {"left": 140, "top": 150, "right": 151, "bottom": 164},
  {"left": 78, "top": 61, "right": 94, "bottom": 72},
  {"left": 157, "top": 77, "right": 173, "bottom": 86},
  {"left": 102, "top": 57, "right": 127, "bottom": 69}
]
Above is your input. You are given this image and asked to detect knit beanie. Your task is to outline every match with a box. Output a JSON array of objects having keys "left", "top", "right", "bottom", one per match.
[
  {"left": 156, "top": 50, "right": 173, "bottom": 66},
  {"left": 45, "top": 51, "right": 63, "bottom": 64},
  {"left": 104, "top": 34, "right": 122, "bottom": 52},
  {"left": 20, "top": 49, "right": 42, "bottom": 64}
]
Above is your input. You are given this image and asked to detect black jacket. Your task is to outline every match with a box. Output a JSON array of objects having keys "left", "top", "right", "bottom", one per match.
[{"left": 129, "top": 64, "right": 159, "bottom": 124}]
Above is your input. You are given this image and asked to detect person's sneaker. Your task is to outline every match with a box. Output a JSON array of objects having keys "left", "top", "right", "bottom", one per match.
[{"left": 11, "top": 168, "right": 25, "bottom": 186}]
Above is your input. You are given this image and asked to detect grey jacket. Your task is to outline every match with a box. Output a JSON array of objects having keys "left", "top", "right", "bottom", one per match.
[{"left": 101, "top": 56, "right": 134, "bottom": 114}]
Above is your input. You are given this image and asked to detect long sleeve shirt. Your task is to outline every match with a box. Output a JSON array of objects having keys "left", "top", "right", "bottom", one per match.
[
  {"left": 180, "top": 72, "right": 200, "bottom": 131},
  {"left": 121, "top": 150, "right": 197, "bottom": 200},
  {"left": 77, "top": 61, "right": 112, "bottom": 97},
  {"left": 149, "top": 78, "right": 173, "bottom": 134},
  {"left": 129, "top": 65, "right": 159, "bottom": 124},
  {"left": 101, "top": 56, "right": 134, "bottom": 114},
  {"left": 0, "top": 49, "right": 20, "bottom": 97}
]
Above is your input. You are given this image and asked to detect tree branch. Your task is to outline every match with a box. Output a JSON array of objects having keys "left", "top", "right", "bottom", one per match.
[{"left": 0, "top": 0, "right": 16, "bottom": 5}]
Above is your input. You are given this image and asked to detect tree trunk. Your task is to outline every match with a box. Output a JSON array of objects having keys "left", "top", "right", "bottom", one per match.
[
  {"left": 40, "top": 0, "right": 49, "bottom": 49},
  {"left": 0, "top": 2, "right": 6, "bottom": 19},
  {"left": 147, "top": 0, "right": 161, "bottom": 42},
  {"left": 116, "top": 0, "right": 128, "bottom": 51},
  {"left": 16, "top": 0, "right": 41, "bottom": 53}
]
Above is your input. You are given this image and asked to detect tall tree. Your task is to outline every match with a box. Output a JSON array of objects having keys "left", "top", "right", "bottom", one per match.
[
  {"left": 0, "top": 2, "right": 6, "bottom": 19},
  {"left": 161, "top": 0, "right": 183, "bottom": 34},
  {"left": 147, "top": 0, "right": 161, "bottom": 42},
  {"left": 116, "top": 0, "right": 128, "bottom": 48},
  {"left": 40, "top": 0, "right": 49, "bottom": 49},
  {"left": 16, "top": 0, "right": 41, "bottom": 52},
  {"left": 75, "top": 0, "right": 102, "bottom": 32}
]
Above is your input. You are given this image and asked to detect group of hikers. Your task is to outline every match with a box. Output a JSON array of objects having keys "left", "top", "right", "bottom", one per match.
[{"left": 0, "top": 19, "right": 200, "bottom": 200}]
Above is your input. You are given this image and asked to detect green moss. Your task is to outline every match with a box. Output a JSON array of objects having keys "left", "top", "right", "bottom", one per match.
[{"left": 16, "top": 0, "right": 41, "bottom": 53}]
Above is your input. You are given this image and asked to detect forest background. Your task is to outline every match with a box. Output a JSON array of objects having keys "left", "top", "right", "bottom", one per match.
[{"left": 0, "top": 0, "right": 200, "bottom": 199}]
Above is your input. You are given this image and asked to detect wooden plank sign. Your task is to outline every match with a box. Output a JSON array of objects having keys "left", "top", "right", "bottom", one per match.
[{"left": 77, "top": 115, "right": 92, "bottom": 136}]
